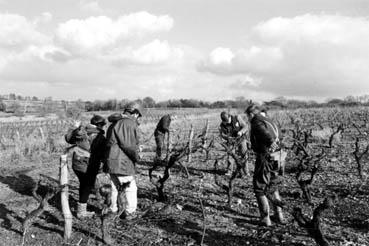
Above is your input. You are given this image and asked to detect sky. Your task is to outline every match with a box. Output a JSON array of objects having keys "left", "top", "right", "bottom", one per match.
[{"left": 1, "top": 0, "right": 369, "bottom": 102}]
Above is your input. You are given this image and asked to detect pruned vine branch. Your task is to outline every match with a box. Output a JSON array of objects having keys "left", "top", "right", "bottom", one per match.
[{"left": 293, "top": 197, "right": 335, "bottom": 246}]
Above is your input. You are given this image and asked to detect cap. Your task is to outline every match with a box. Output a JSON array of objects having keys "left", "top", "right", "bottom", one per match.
[
  {"left": 90, "top": 114, "right": 106, "bottom": 126},
  {"left": 124, "top": 101, "right": 143, "bottom": 117}
]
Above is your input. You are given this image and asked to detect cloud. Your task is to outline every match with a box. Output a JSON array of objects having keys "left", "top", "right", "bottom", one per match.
[
  {"left": 0, "top": 11, "right": 191, "bottom": 100},
  {"left": 79, "top": 0, "right": 104, "bottom": 14},
  {"left": 110, "top": 39, "right": 184, "bottom": 66},
  {"left": 208, "top": 47, "right": 234, "bottom": 65},
  {"left": 200, "top": 14, "right": 369, "bottom": 99},
  {"left": 0, "top": 13, "right": 56, "bottom": 72},
  {"left": 0, "top": 13, "right": 49, "bottom": 49},
  {"left": 55, "top": 12, "right": 174, "bottom": 53},
  {"left": 33, "top": 12, "right": 53, "bottom": 24}
]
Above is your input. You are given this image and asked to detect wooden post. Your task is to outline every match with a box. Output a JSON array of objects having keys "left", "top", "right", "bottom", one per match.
[
  {"left": 16, "top": 130, "right": 21, "bottom": 141},
  {"left": 165, "top": 131, "right": 172, "bottom": 162},
  {"left": 60, "top": 154, "right": 72, "bottom": 241},
  {"left": 187, "top": 125, "right": 194, "bottom": 162},
  {"left": 202, "top": 119, "right": 209, "bottom": 151},
  {"left": 39, "top": 127, "right": 45, "bottom": 141}
]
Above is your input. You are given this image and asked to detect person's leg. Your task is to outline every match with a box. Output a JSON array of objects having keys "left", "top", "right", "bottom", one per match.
[
  {"left": 118, "top": 176, "right": 137, "bottom": 215},
  {"left": 238, "top": 140, "right": 249, "bottom": 176},
  {"left": 73, "top": 170, "right": 85, "bottom": 202},
  {"left": 109, "top": 174, "right": 120, "bottom": 213},
  {"left": 272, "top": 189, "right": 285, "bottom": 224},
  {"left": 255, "top": 194, "right": 272, "bottom": 226},
  {"left": 74, "top": 170, "right": 95, "bottom": 218},
  {"left": 253, "top": 154, "right": 272, "bottom": 226},
  {"left": 268, "top": 169, "right": 285, "bottom": 224}
]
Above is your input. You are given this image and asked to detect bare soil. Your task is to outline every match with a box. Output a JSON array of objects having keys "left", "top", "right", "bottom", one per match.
[{"left": 0, "top": 145, "right": 368, "bottom": 246}]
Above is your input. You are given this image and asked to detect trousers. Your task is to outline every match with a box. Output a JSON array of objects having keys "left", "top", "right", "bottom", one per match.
[
  {"left": 109, "top": 174, "right": 137, "bottom": 214},
  {"left": 253, "top": 153, "right": 282, "bottom": 196},
  {"left": 74, "top": 169, "right": 97, "bottom": 203}
]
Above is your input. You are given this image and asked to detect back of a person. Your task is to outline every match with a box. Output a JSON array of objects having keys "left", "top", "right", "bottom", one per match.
[
  {"left": 257, "top": 114, "right": 279, "bottom": 138},
  {"left": 105, "top": 115, "right": 138, "bottom": 176},
  {"left": 156, "top": 114, "right": 171, "bottom": 133},
  {"left": 250, "top": 114, "right": 278, "bottom": 153},
  {"left": 115, "top": 116, "right": 138, "bottom": 147},
  {"left": 89, "top": 129, "right": 106, "bottom": 172}
]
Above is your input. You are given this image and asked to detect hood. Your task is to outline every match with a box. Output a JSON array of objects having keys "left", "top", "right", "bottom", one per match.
[{"left": 108, "top": 113, "right": 123, "bottom": 123}]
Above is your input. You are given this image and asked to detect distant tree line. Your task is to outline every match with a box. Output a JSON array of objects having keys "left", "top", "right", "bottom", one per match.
[
  {"left": 85, "top": 95, "right": 369, "bottom": 111},
  {"left": 84, "top": 96, "right": 254, "bottom": 111},
  {"left": 3, "top": 93, "right": 369, "bottom": 114}
]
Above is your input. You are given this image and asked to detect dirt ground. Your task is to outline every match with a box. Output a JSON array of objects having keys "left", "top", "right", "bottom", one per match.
[{"left": 0, "top": 143, "right": 368, "bottom": 246}]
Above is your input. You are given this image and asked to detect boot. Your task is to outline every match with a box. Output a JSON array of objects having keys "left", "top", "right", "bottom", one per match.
[
  {"left": 273, "top": 190, "right": 286, "bottom": 224},
  {"left": 120, "top": 211, "right": 138, "bottom": 221},
  {"left": 275, "top": 206, "right": 286, "bottom": 224},
  {"left": 256, "top": 195, "right": 272, "bottom": 226},
  {"left": 77, "top": 202, "right": 95, "bottom": 218}
]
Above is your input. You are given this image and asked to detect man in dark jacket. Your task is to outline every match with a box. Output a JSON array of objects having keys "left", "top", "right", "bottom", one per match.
[
  {"left": 105, "top": 102, "right": 142, "bottom": 219},
  {"left": 88, "top": 115, "right": 108, "bottom": 180},
  {"left": 154, "top": 114, "right": 172, "bottom": 161},
  {"left": 245, "top": 104, "right": 285, "bottom": 226}
]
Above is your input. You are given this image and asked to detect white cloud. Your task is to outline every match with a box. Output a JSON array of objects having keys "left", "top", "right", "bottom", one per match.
[
  {"left": 200, "top": 14, "right": 369, "bottom": 98},
  {"left": 0, "top": 13, "right": 49, "bottom": 49},
  {"left": 0, "top": 11, "right": 190, "bottom": 100},
  {"left": 0, "top": 13, "right": 56, "bottom": 72},
  {"left": 55, "top": 12, "right": 174, "bottom": 53},
  {"left": 110, "top": 39, "right": 184, "bottom": 65},
  {"left": 79, "top": 0, "right": 104, "bottom": 14},
  {"left": 209, "top": 47, "right": 234, "bottom": 65}
]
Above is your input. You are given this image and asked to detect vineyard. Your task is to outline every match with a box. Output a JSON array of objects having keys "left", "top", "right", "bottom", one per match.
[{"left": 0, "top": 107, "right": 368, "bottom": 246}]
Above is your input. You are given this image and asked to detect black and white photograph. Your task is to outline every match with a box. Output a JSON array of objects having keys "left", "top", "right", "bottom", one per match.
[{"left": 0, "top": 0, "right": 368, "bottom": 245}]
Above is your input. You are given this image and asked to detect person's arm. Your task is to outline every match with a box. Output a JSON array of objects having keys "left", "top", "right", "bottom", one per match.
[
  {"left": 65, "top": 128, "right": 76, "bottom": 144},
  {"left": 236, "top": 115, "right": 248, "bottom": 136},
  {"left": 65, "top": 126, "right": 81, "bottom": 144}
]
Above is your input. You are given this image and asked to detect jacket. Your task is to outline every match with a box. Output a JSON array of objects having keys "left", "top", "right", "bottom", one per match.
[
  {"left": 250, "top": 114, "right": 280, "bottom": 154},
  {"left": 65, "top": 125, "right": 102, "bottom": 173},
  {"left": 105, "top": 113, "right": 140, "bottom": 176}
]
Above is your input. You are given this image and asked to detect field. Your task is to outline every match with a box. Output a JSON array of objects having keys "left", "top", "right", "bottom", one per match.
[{"left": 0, "top": 107, "right": 368, "bottom": 246}]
